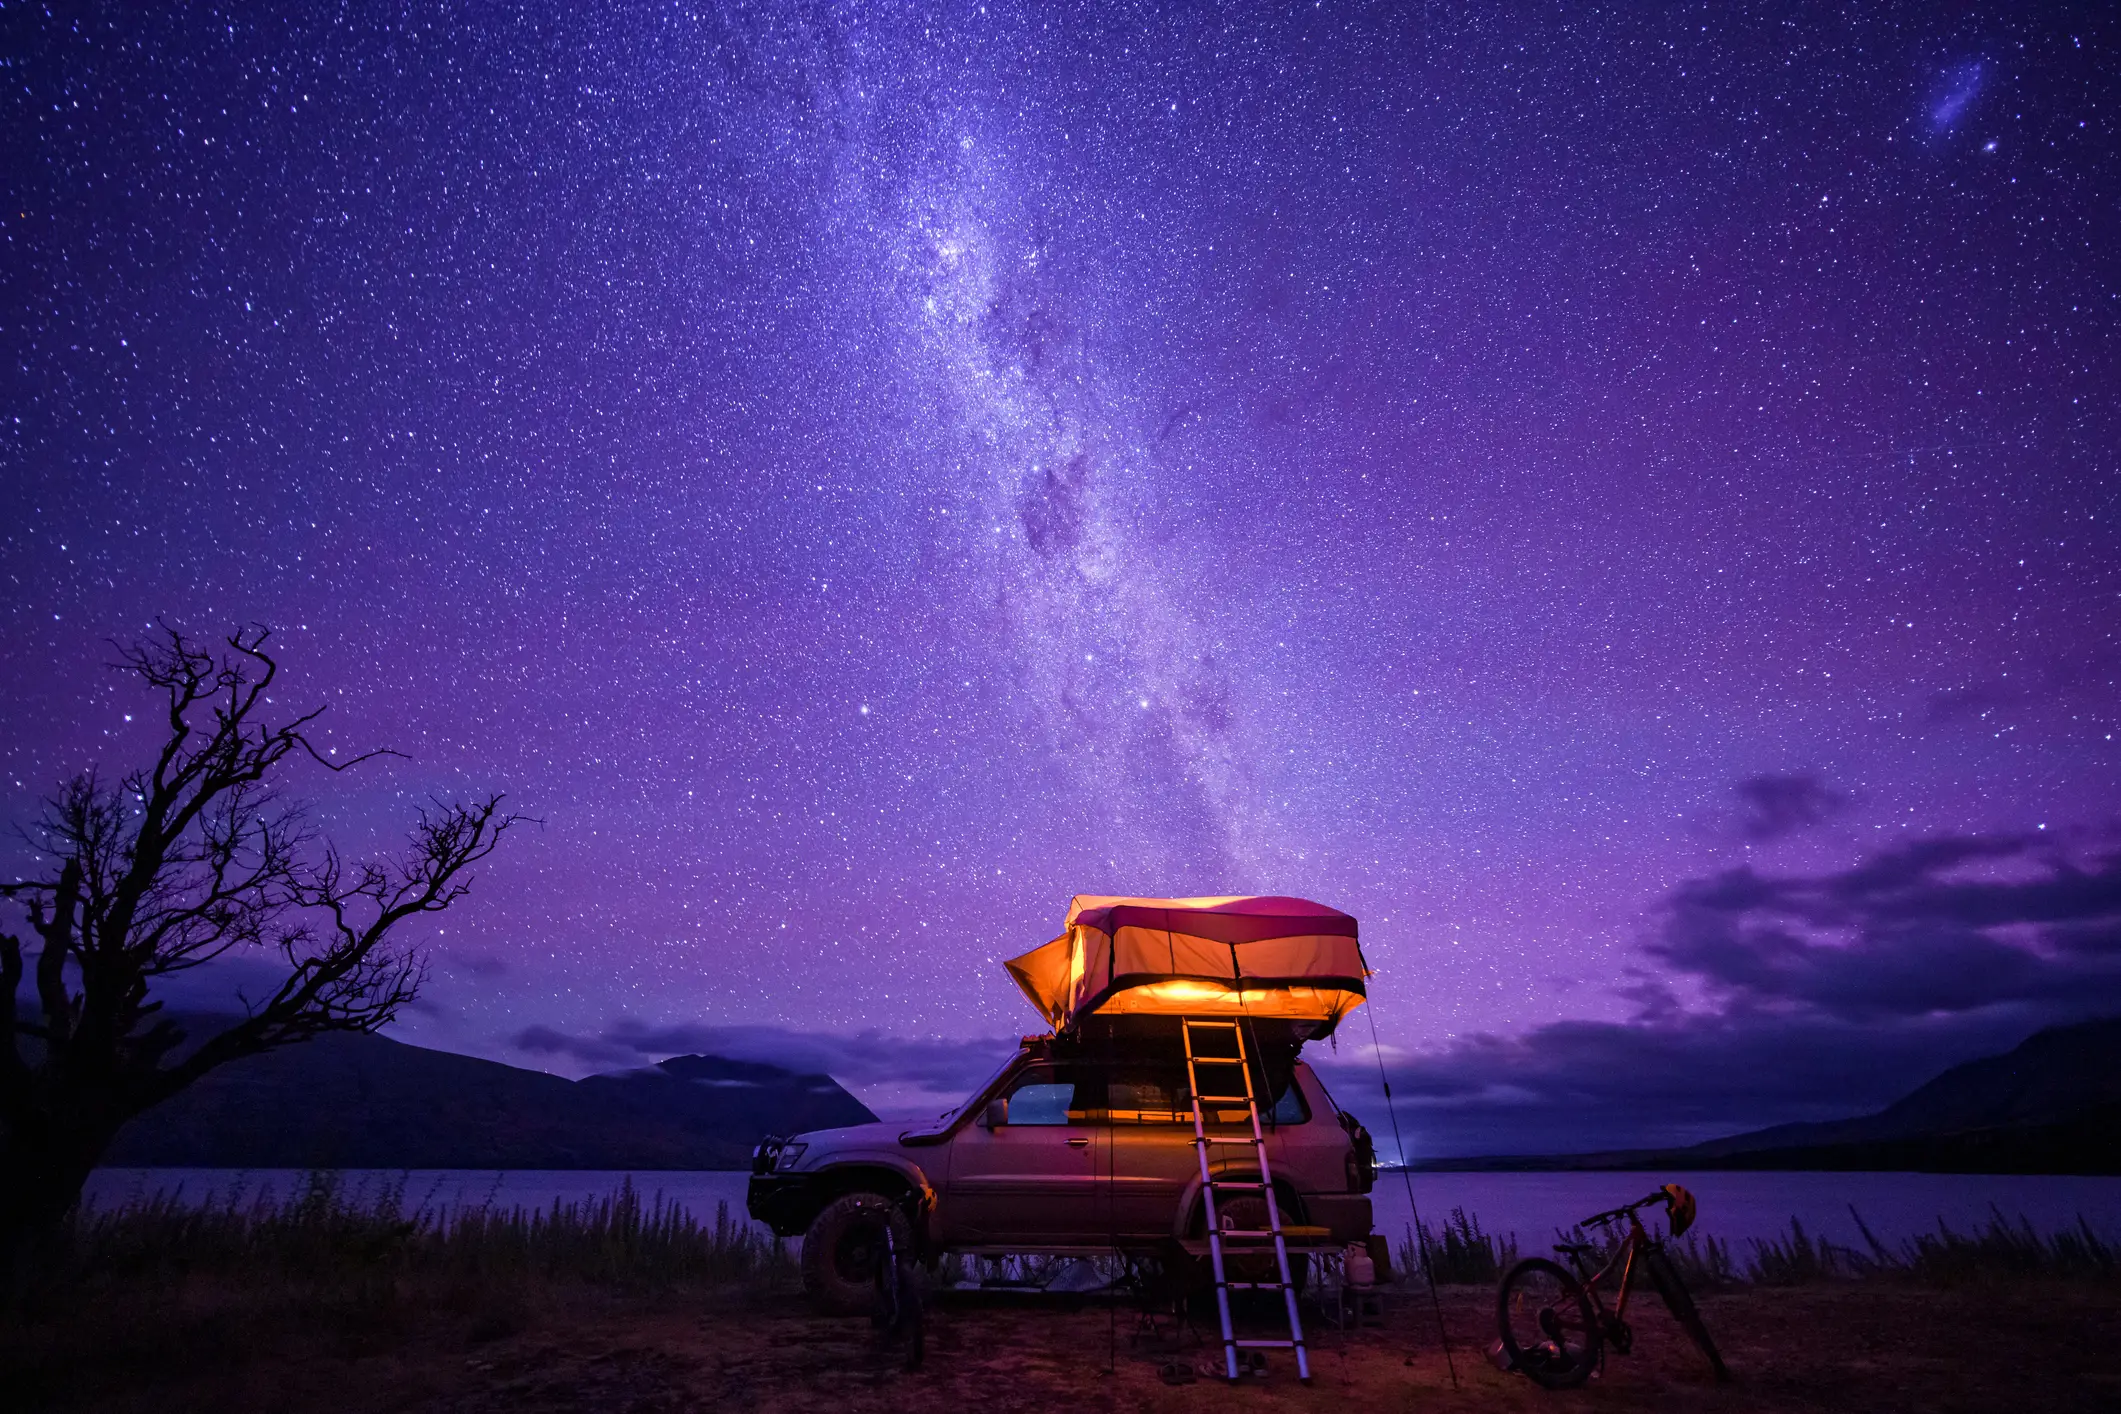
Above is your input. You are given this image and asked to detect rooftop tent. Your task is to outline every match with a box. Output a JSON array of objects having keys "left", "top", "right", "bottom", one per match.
[{"left": 1003, "top": 894, "right": 1369, "bottom": 1034}]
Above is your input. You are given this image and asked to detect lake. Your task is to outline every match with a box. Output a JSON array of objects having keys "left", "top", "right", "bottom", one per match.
[{"left": 87, "top": 1166, "right": 2121, "bottom": 1255}]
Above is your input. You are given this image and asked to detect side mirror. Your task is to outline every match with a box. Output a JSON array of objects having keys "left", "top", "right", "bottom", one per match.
[{"left": 981, "top": 1098, "right": 1008, "bottom": 1130}]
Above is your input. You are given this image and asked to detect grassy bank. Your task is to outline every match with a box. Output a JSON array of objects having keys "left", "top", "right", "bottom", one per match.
[
  {"left": 7, "top": 1176, "right": 2119, "bottom": 1412},
  {"left": 5, "top": 1170, "right": 793, "bottom": 1409},
  {"left": 64, "top": 1169, "right": 792, "bottom": 1291}
]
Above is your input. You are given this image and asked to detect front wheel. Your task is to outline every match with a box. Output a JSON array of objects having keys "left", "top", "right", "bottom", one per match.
[
  {"left": 1496, "top": 1257, "right": 1602, "bottom": 1390},
  {"left": 802, "top": 1192, "right": 914, "bottom": 1315},
  {"left": 1642, "top": 1249, "right": 1731, "bottom": 1383}
]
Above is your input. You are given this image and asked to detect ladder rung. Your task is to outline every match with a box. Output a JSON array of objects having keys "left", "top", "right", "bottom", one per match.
[
  {"left": 1235, "top": 1340, "right": 1299, "bottom": 1349},
  {"left": 1221, "top": 1281, "right": 1290, "bottom": 1290},
  {"left": 1194, "top": 1094, "right": 1253, "bottom": 1104},
  {"left": 1207, "top": 1180, "right": 1266, "bottom": 1190},
  {"left": 1215, "top": 1230, "right": 1286, "bottom": 1239},
  {"left": 1184, "top": 1020, "right": 1239, "bottom": 1030}
]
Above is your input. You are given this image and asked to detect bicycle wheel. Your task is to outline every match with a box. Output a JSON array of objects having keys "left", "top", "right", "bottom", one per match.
[
  {"left": 1496, "top": 1257, "right": 1603, "bottom": 1390},
  {"left": 1642, "top": 1249, "right": 1731, "bottom": 1383}
]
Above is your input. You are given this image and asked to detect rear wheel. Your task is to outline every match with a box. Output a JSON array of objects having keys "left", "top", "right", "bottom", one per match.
[
  {"left": 1204, "top": 1193, "right": 1308, "bottom": 1294},
  {"left": 802, "top": 1192, "right": 914, "bottom": 1315},
  {"left": 1496, "top": 1257, "right": 1602, "bottom": 1390},
  {"left": 1642, "top": 1248, "right": 1731, "bottom": 1383}
]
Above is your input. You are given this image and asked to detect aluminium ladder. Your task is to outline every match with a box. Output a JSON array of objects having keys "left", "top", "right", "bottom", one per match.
[{"left": 1182, "top": 1017, "right": 1311, "bottom": 1384}]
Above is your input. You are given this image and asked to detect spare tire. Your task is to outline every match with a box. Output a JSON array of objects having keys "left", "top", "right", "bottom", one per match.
[{"left": 802, "top": 1192, "right": 915, "bottom": 1315}]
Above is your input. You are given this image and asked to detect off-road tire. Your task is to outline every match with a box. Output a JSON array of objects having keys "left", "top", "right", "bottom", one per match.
[
  {"left": 1496, "top": 1256, "right": 1602, "bottom": 1390},
  {"left": 1194, "top": 1192, "right": 1308, "bottom": 1294},
  {"left": 802, "top": 1192, "right": 914, "bottom": 1316},
  {"left": 1642, "top": 1248, "right": 1731, "bottom": 1383}
]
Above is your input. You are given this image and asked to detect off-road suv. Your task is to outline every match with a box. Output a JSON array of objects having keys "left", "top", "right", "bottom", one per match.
[{"left": 748, "top": 1018, "right": 1377, "bottom": 1313}]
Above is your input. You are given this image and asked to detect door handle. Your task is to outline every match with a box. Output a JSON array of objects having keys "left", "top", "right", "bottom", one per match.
[{"left": 1066, "top": 1136, "right": 1091, "bottom": 1148}]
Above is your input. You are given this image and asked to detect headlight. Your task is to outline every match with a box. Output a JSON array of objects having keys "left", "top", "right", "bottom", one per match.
[{"left": 774, "top": 1142, "right": 808, "bottom": 1172}]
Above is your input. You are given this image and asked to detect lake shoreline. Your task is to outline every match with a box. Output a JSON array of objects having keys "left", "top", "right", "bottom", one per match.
[{"left": 85, "top": 1165, "right": 2121, "bottom": 1254}]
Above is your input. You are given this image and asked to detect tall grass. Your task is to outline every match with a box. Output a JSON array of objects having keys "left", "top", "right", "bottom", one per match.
[
  {"left": 56, "top": 1174, "right": 2121, "bottom": 1299},
  {"left": 1395, "top": 1206, "right": 1519, "bottom": 1285},
  {"left": 1535, "top": 1204, "right": 2117, "bottom": 1290},
  {"left": 63, "top": 1169, "right": 793, "bottom": 1291},
  {"left": 1754, "top": 1205, "right": 2118, "bottom": 1286}
]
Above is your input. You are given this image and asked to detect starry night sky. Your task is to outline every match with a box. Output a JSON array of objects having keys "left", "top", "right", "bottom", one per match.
[{"left": 6, "top": 3, "right": 2120, "bottom": 1154}]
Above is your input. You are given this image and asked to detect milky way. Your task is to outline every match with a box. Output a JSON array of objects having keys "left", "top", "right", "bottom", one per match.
[{"left": 5, "top": 4, "right": 2119, "bottom": 1145}]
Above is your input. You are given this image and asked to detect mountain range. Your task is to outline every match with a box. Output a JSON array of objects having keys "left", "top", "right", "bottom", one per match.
[
  {"left": 1413, "top": 1015, "right": 2121, "bottom": 1174},
  {"left": 102, "top": 1024, "right": 876, "bottom": 1170},
  {"left": 91, "top": 1014, "right": 2121, "bottom": 1174}
]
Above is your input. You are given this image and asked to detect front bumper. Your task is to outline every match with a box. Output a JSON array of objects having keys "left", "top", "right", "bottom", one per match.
[{"left": 746, "top": 1172, "right": 820, "bottom": 1237}]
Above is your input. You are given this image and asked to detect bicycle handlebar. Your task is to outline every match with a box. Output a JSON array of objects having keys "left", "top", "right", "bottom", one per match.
[{"left": 1580, "top": 1189, "right": 1672, "bottom": 1229}]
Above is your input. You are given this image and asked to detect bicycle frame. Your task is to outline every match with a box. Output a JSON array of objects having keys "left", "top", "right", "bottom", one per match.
[{"left": 1563, "top": 1192, "right": 1668, "bottom": 1335}]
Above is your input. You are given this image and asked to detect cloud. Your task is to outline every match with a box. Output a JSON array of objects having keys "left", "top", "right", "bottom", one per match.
[
  {"left": 1925, "top": 648, "right": 2121, "bottom": 726},
  {"left": 510, "top": 1018, "right": 1021, "bottom": 1118},
  {"left": 135, "top": 952, "right": 313, "bottom": 1015},
  {"left": 1652, "top": 834, "right": 2121, "bottom": 1020},
  {"left": 441, "top": 951, "right": 509, "bottom": 980},
  {"left": 1315, "top": 1009, "right": 2022, "bottom": 1160},
  {"left": 1924, "top": 680, "right": 2021, "bottom": 725},
  {"left": 1329, "top": 829, "right": 2121, "bottom": 1159},
  {"left": 1731, "top": 772, "right": 1845, "bottom": 841},
  {"left": 511, "top": 1023, "right": 630, "bottom": 1067}
]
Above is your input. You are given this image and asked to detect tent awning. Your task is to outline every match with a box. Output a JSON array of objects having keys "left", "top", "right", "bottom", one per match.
[{"left": 1003, "top": 894, "right": 1368, "bottom": 1032}]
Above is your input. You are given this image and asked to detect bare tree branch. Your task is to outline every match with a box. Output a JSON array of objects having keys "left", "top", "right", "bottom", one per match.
[{"left": 1, "top": 624, "right": 515, "bottom": 1282}]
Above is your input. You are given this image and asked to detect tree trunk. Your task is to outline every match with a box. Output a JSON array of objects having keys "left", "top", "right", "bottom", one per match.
[{"left": 0, "top": 1113, "right": 114, "bottom": 1319}]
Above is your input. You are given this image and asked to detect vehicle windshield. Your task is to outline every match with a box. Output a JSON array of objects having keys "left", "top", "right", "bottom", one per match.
[{"left": 907, "top": 1046, "right": 1025, "bottom": 1134}]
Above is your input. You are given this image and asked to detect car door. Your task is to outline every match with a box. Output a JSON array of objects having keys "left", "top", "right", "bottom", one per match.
[
  {"left": 1102, "top": 1058, "right": 1200, "bottom": 1239},
  {"left": 941, "top": 1061, "right": 1104, "bottom": 1244}
]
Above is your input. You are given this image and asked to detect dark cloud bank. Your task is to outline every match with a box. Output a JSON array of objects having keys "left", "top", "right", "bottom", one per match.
[
  {"left": 1730, "top": 771, "right": 1846, "bottom": 842},
  {"left": 1317, "top": 829, "right": 2121, "bottom": 1158},
  {"left": 514, "top": 827, "right": 2121, "bottom": 1155}
]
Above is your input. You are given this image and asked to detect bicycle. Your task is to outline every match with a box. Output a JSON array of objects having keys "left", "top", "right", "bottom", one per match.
[
  {"left": 866, "top": 1212, "right": 925, "bottom": 1372},
  {"left": 1493, "top": 1183, "right": 1731, "bottom": 1389}
]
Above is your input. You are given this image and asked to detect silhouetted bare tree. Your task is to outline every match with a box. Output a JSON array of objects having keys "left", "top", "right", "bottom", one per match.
[{"left": 0, "top": 626, "right": 516, "bottom": 1300}]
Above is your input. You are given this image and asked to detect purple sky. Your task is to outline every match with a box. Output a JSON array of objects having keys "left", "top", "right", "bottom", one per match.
[{"left": 6, "top": 3, "right": 2119, "bottom": 1155}]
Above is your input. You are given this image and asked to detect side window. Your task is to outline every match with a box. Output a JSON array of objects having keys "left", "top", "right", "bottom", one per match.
[
  {"left": 1267, "top": 1080, "right": 1310, "bottom": 1125},
  {"left": 1004, "top": 1065, "right": 1095, "bottom": 1125}
]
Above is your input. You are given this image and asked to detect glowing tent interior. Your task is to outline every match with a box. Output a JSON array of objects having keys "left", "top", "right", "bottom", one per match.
[{"left": 1003, "top": 894, "right": 1369, "bottom": 1035}]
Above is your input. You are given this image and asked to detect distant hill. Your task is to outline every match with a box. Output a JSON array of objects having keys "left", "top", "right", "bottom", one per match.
[
  {"left": 1414, "top": 1016, "right": 2121, "bottom": 1175},
  {"left": 101, "top": 1025, "right": 876, "bottom": 1170}
]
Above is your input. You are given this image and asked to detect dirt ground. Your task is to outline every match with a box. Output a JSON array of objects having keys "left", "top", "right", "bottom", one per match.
[{"left": 9, "top": 1278, "right": 2118, "bottom": 1413}]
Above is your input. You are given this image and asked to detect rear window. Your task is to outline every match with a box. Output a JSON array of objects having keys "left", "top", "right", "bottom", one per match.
[{"left": 1265, "top": 1074, "right": 1310, "bottom": 1125}]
